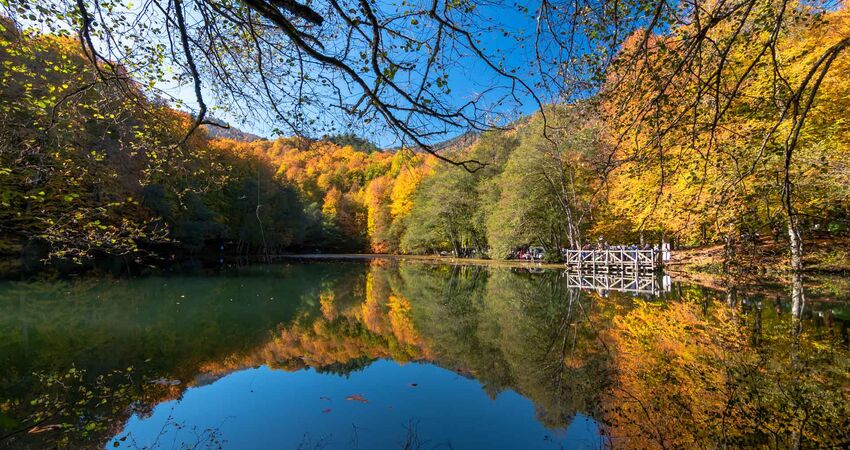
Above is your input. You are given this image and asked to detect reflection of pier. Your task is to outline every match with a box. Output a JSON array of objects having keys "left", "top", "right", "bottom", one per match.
[
  {"left": 563, "top": 249, "right": 666, "bottom": 273},
  {"left": 563, "top": 272, "right": 670, "bottom": 295}
]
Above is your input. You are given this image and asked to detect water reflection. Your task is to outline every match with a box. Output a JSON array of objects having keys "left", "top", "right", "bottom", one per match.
[
  {"left": 0, "top": 261, "right": 848, "bottom": 449},
  {"left": 560, "top": 271, "right": 670, "bottom": 296}
]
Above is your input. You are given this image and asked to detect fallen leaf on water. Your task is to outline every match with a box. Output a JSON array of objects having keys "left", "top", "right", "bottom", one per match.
[
  {"left": 322, "top": 408, "right": 332, "bottom": 413},
  {"left": 345, "top": 394, "right": 368, "bottom": 403}
]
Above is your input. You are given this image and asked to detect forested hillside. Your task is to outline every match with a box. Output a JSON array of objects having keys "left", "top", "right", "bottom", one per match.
[
  {"left": 0, "top": 17, "right": 443, "bottom": 272},
  {"left": 366, "top": 5, "right": 850, "bottom": 266},
  {"left": 213, "top": 138, "right": 436, "bottom": 253},
  {"left": 0, "top": 21, "right": 370, "bottom": 272},
  {"left": 2, "top": 5, "right": 849, "bottom": 273}
]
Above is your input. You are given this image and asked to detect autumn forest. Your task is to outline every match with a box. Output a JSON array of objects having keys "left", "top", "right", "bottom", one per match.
[{"left": 2, "top": 1, "right": 849, "bottom": 276}]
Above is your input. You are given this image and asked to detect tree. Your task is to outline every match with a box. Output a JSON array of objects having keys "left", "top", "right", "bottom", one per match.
[
  {"left": 326, "top": 133, "right": 380, "bottom": 154},
  {"left": 364, "top": 175, "right": 394, "bottom": 252},
  {"left": 487, "top": 107, "right": 605, "bottom": 258},
  {"left": 400, "top": 166, "right": 482, "bottom": 255}
]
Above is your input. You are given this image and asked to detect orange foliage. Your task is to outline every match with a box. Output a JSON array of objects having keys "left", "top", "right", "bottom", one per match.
[
  {"left": 390, "top": 164, "right": 430, "bottom": 219},
  {"left": 364, "top": 175, "right": 393, "bottom": 252},
  {"left": 208, "top": 137, "right": 433, "bottom": 251}
]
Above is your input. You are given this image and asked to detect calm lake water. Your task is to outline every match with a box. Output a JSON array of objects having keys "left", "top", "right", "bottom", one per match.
[{"left": 1, "top": 260, "right": 848, "bottom": 449}]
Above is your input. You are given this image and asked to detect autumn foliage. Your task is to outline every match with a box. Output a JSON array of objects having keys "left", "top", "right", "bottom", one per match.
[{"left": 3, "top": 5, "right": 850, "bottom": 270}]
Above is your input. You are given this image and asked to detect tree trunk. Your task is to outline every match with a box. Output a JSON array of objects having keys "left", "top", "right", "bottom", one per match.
[
  {"left": 787, "top": 215, "right": 803, "bottom": 273},
  {"left": 447, "top": 225, "right": 461, "bottom": 257},
  {"left": 790, "top": 269, "right": 806, "bottom": 341}
]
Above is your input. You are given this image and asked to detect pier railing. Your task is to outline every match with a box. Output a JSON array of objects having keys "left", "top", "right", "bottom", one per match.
[{"left": 564, "top": 248, "right": 661, "bottom": 273}]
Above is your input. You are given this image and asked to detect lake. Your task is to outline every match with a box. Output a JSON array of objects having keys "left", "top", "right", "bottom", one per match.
[{"left": 1, "top": 260, "right": 848, "bottom": 449}]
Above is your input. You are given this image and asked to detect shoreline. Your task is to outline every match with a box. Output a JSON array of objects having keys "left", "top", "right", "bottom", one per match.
[
  {"left": 278, "top": 253, "right": 571, "bottom": 270},
  {"left": 279, "top": 252, "right": 850, "bottom": 300}
]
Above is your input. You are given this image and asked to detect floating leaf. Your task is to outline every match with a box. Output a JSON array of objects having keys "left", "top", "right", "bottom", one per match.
[{"left": 345, "top": 394, "right": 368, "bottom": 403}]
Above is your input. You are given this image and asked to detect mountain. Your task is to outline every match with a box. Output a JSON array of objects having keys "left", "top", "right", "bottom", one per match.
[
  {"left": 202, "top": 119, "right": 264, "bottom": 142},
  {"left": 383, "top": 130, "right": 480, "bottom": 154}
]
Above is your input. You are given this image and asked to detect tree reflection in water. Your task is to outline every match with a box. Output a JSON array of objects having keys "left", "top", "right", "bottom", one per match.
[
  {"left": 603, "top": 279, "right": 850, "bottom": 448},
  {"left": 0, "top": 261, "right": 847, "bottom": 448}
]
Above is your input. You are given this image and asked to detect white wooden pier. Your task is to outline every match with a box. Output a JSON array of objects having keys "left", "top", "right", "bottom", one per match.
[{"left": 563, "top": 248, "right": 664, "bottom": 274}]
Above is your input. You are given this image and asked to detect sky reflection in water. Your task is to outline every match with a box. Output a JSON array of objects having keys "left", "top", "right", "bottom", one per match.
[{"left": 117, "top": 362, "right": 602, "bottom": 449}]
